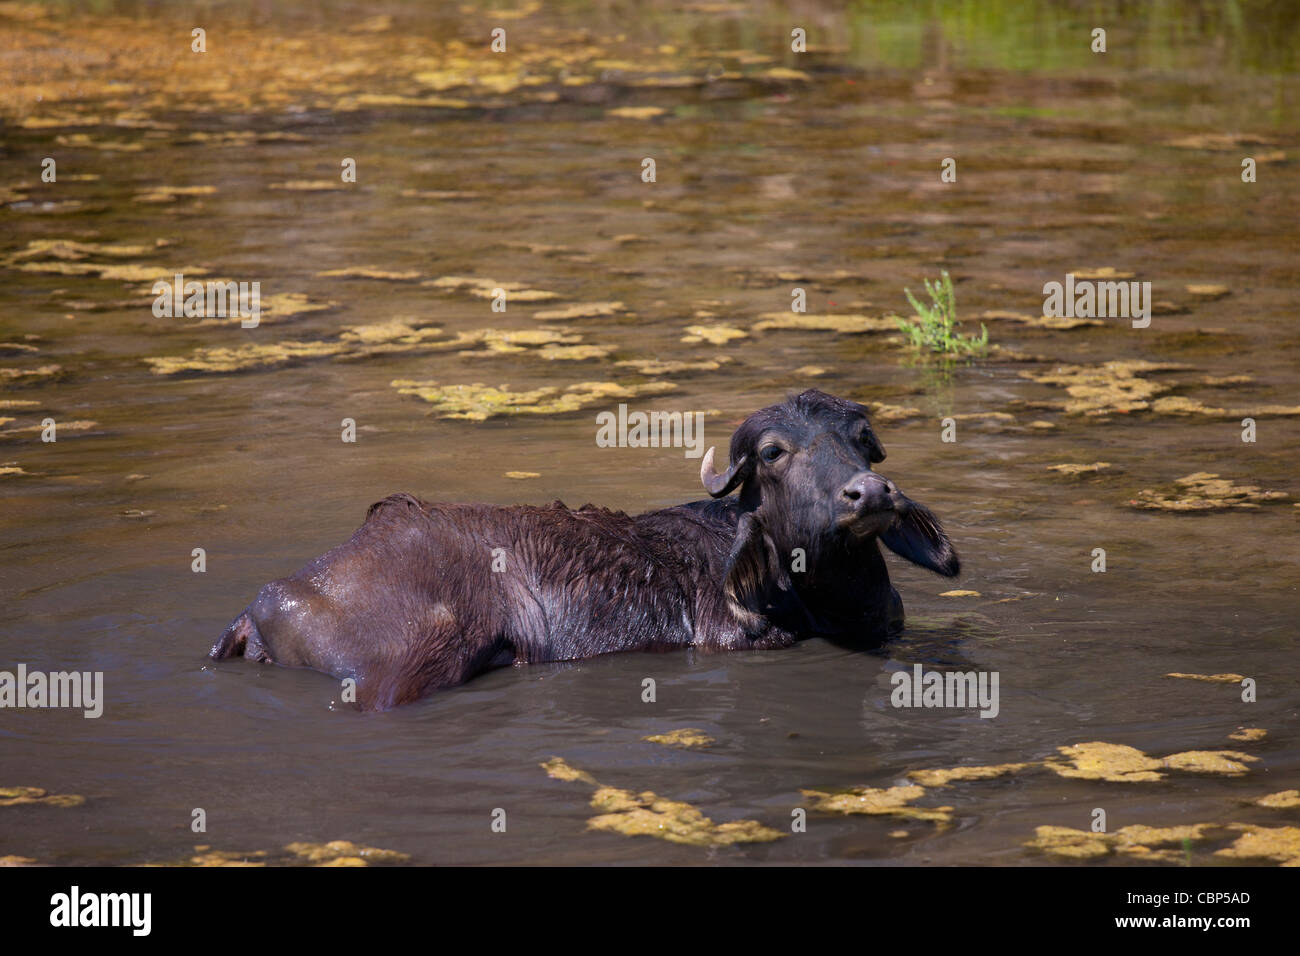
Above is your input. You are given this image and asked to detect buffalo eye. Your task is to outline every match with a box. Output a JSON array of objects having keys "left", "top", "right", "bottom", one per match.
[{"left": 760, "top": 444, "right": 784, "bottom": 463}]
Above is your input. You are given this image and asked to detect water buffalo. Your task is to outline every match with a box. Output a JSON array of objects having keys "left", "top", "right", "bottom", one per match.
[{"left": 211, "top": 389, "right": 960, "bottom": 709}]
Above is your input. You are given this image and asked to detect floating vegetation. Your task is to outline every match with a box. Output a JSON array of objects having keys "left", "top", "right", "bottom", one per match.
[
  {"left": 315, "top": 267, "right": 422, "bottom": 281},
  {"left": 0, "top": 364, "right": 61, "bottom": 383},
  {"left": 1133, "top": 473, "right": 1288, "bottom": 512},
  {"left": 390, "top": 380, "right": 675, "bottom": 420},
  {"left": 1020, "top": 360, "right": 1187, "bottom": 416},
  {"left": 643, "top": 728, "right": 715, "bottom": 749},
  {"left": 801, "top": 784, "right": 954, "bottom": 824},
  {"left": 0, "top": 463, "right": 30, "bottom": 477},
  {"left": 681, "top": 324, "right": 747, "bottom": 345},
  {"left": 1229, "top": 728, "right": 1267, "bottom": 742},
  {"left": 866, "top": 403, "right": 923, "bottom": 423},
  {"left": 753, "top": 313, "right": 896, "bottom": 334},
  {"left": 1214, "top": 825, "right": 1300, "bottom": 866},
  {"left": 145, "top": 340, "right": 346, "bottom": 375},
  {"left": 1027, "top": 823, "right": 1218, "bottom": 862},
  {"left": 532, "top": 302, "right": 626, "bottom": 320},
  {"left": 284, "top": 840, "right": 410, "bottom": 865},
  {"left": 1186, "top": 284, "right": 1230, "bottom": 298},
  {"left": 615, "top": 357, "right": 729, "bottom": 375},
  {"left": 606, "top": 106, "right": 667, "bottom": 119},
  {"left": 1166, "top": 672, "right": 1246, "bottom": 684},
  {"left": 908, "top": 763, "right": 1030, "bottom": 787},
  {"left": 0, "top": 419, "right": 96, "bottom": 438},
  {"left": 976, "top": 309, "right": 1102, "bottom": 330},
  {"left": 268, "top": 180, "right": 344, "bottom": 192},
  {"left": 938, "top": 589, "right": 982, "bottom": 597},
  {"left": 541, "top": 756, "right": 781, "bottom": 846},
  {"left": 504, "top": 471, "right": 540, "bottom": 479},
  {"left": 1254, "top": 790, "right": 1300, "bottom": 809},
  {"left": 132, "top": 185, "right": 217, "bottom": 204},
  {"left": 0, "top": 785, "right": 85, "bottom": 808},
  {"left": 0, "top": 856, "right": 36, "bottom": 866},
  {"left": 424, "top": 275, "right": 560, "bottom": 301},
  {"left": 1070, "top": 266, "right": 1135, "bottom": 280},
  {"left": 1043, "top": 741, "right": 1259, "bottom": 783},
  {"left": 145, "top": 838, "right": 408, "bottom": 867},
  {"left": 1047, "top": 462, "right": 1112, "bottom": 476}
]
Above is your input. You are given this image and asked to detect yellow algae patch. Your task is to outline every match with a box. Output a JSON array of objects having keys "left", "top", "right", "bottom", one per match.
[
  {"left": 753, "top": 313, "right": 896, "bottom": 334},
  {"left": 1150, "top": 396, "right": 1227, "bottom": 416},
  {"left": 1229, "top": 728, "right": 1267, "bottom": 742},
  {"left": 8, "top": 239, "right": 154, "bottom": 260},
  {"left": 542, "top": 757, "right": 780, "bottom": 846},
  {"left": 0, "top": 856, "right": 36, "bottom": 866},
  {"left": 1166, "top": 672, "right": 1246, "bottom": 684},
  {"left": 606, "top": 106, "right": 667, "bottom": 119},
  {"left": 504, "top": 471, "right": 540, "bottom": 479},
  {"left": 7, "top": 259, "right": 203, "bottom": 283},
  {"left": 401, "top": 189, "right": 478, "bottom": 200},
  {"left": 939, "top": 590, "right": 981, "bottom": 597},
  {"left": 146, "top": 340, "right": 346, "bottom": 374},
  {"left": 975, "top": 309, "right": 1101, "bottom": 330},
  {"left": 337, "top": 321, "right": 447, "bottom": 349},
  {"left": 681, "top": 324, "right": 747, "bottom": 345},
  {"left": 54, "top": 133, "right": 143, "bottom": 151},
  {"left": 908, "top": 763, "right": 1031, "bottom": 787},
  {"left": 285, "top": 840, "right": 409, "bottom": 865},
  {"left": 866, "top": 403, "right": 923, "bottom": 423},
  {"left": 315, "top": 267, "right": 422, "bottom": 281},
  {"left": 0, "top": 786, "right": 85, "bottom": 808},
  {"left": 0, "top": 419, "right": 96, "bottom": 437},
  {"left": 132, "top": 185, "right": 217, "bottom": 203},
  {"left": 1134, "top": 473, "right": 1287, "bottom": 512},
  {"left": 390, "top": 380, "right": 675, "bottom": 420},
  {"left": 1027, "top": 823, "right": 1217, "bottom": 861},
  {"left": 1215, "top": 825, "right": 1300, "bottom": 866},
  {"left": 615, "top": 357, "right": 729, "bottom": 375},
  {"left": 541, "top": 757, "right": 598, "bottom": 786},
  {"left": 1186, "top": 284, "right": 1230, "bottom": 298},
  {"left": 268, "top": 180, "right": 344, "bottom": 191},
  {"left": 1043, "top": 742, "right": 1165, "bottom": 783},
  {"left": 794, "top": 365, "right": 827, "bottom": 377},
  {"left": 0, "top": 364, "right": 60, "bottom": 382},
  {"left": 257, "top": 292, "right": 336, "bottom": 319},
  {"left": 1255, "top": 791, "right": 1300, "bottom": 809},
  {"left": 1, "top": 464, "right": 30, "bottom": 477},
  {"left": 425, "top": 276, "right": 560, "bottom": 301},
  {"left": 533, "top": 344, "right": 611, "bottom": 361},
  {"left": 801, "top": 785, "right": 954, "bottom": 824},
  {"left": 1070, "top": 267, "right": 1135, "bottom": 280},
  {"left": 1161, "top": 750, "right": 1258, "bottom": 775},
  {"left": 190, "top": 848, "right": 267, "bottom": 867},
  {"left": 643, "top": 728, "right": 715, "bottom": 749},
  {"left": 532, "top": 302, "right": 625, "bottom": 320},
  {"left": 587, "top": 787, "right": 782, "bottom": 846},
  {"left": 1020, "top": 360, "right": 1187, "bottom": 416},
  {"left": 1047, "top": 462, "right": 1111, "bottom": 476}
]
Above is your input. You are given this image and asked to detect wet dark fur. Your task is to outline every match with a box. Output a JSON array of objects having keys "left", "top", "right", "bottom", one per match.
[{"left": 211, "top": 390, "right": 960, "bottom": 709}]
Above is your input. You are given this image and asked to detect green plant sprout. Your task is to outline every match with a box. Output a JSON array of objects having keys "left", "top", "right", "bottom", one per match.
[{"left": 894, "top": 270, "right": 989, "bottom": 356}]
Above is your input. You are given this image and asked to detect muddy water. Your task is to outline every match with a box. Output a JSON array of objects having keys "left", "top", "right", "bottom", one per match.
[{"left": 1, "top": 1, "right": 1297, "bottom": 865}]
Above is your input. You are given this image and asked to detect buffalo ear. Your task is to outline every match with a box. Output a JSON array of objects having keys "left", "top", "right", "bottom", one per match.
[
  {"left": 880, "top": 499, "right": 960, "bottom": 577},
  {"left": 724, "top": 513, "right": 789, "bottom": 627}
]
